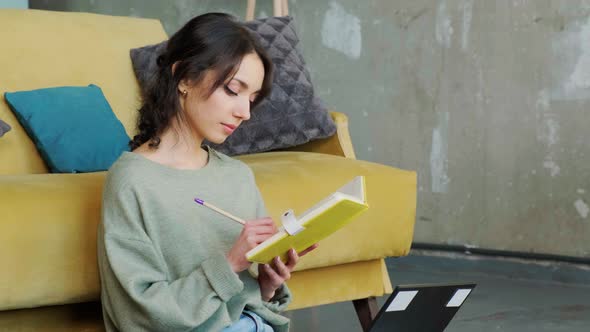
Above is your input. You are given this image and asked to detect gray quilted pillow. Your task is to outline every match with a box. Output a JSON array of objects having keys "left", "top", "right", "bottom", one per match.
[
  {"left": 0, "top": 119, "right": 10, "bottom": 137},
  {"left": 130, "top": 16, "right": 336, "bottom": 156}
]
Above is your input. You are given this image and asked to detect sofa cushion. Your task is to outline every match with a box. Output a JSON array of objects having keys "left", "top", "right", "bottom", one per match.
[
  {"left": 0, "top": 119, "right": 10, "bottom": 137},
  {"left": 0, "top": 151, "right": 416, "bottom": 310},
  {"left": 239, "top": 152, "right": 417, "bottom": 271},
  {"left": 4, "top": 85, "right": 130, "bottom": 173},
  {"left": 0, "top": 260, "right": 389, "bottom": 322},
  {"left": 130, "top": 16, "right": 336, "bottom": 156},
  {"left": 0, "top": 259, "right": 392, "bottom": 324}
]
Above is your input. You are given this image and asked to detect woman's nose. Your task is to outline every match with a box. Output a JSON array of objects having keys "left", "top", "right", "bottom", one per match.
[{"left": 234, "top": 99, "right": 251, "bottom": 121}]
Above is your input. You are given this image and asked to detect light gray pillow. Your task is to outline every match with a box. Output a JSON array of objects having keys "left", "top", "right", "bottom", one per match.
[
  {"left": 130, "top": 16, "right": 336, "bottom": 156},
  {"left": 0, "top": 119, "right": 10, "bottom": 137}
]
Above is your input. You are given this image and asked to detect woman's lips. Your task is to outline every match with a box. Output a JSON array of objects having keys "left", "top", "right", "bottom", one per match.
[{"left": 222, "top": 123, "right": 236, "bottom": 134}]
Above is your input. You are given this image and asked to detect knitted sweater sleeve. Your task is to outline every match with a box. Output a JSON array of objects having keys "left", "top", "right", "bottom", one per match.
[{"left": 98, "top": 182, "right": 243, "bottom": 331}]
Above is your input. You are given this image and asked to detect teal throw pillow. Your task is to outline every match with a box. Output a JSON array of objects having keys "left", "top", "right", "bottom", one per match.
[{"left": 4, "top": 84, "right": 129, "bottom": 173}]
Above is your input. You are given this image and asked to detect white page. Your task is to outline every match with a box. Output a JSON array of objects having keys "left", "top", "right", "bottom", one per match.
[{"left": 337, "top": 176, "right": 365, "bottom": 202}]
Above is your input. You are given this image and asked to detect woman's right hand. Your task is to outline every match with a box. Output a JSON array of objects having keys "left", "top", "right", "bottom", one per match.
[{"left": 226, "top": 217, "right": 278, "bottom": 272}]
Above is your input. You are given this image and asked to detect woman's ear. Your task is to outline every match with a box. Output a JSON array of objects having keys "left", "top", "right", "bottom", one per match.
[
  {"left": 172, "top": 61, "right": 189, "bottom": 95},
  {"left": 177, "top": 79, "right": 190, "bottom": 96}
]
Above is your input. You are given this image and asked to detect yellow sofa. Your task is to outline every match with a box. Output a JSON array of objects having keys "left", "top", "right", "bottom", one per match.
[{"left": 0, "top": 9, "right": 417, "bottom": 331}]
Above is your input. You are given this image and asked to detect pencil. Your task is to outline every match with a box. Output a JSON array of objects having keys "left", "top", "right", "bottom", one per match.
[{"left": 194, "top": 198, "right": 246, "bottom": 225}]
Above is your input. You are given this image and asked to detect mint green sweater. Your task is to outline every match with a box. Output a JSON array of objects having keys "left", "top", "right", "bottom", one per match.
[{"left": 97, "top": 147, "right": 291, "bottom": 332}]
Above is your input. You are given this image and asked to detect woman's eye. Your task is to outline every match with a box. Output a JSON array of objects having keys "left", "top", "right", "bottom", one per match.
[{"left": 224, "top": 85, "right": 238, "bottom": 96}]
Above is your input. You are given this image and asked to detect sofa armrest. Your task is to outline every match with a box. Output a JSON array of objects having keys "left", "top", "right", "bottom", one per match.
[{"left": 280, "top": 111, "right": 357, "bottom": 159}]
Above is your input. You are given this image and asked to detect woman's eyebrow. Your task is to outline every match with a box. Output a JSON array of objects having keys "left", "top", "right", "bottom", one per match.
[
  {"left": 233, "top": 78, "right": 261, "bottom": 93},
  {"left": 233, "top": 78, "right": 249, "bottom": 89}
]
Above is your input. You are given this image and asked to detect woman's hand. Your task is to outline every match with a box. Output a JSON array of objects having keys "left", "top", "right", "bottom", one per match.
[
  {"left": 258, "top": 244, "right": 319, "bottom": 301},
  {"left": 226, "top": 218, "right": 278, "bottom": 273}
]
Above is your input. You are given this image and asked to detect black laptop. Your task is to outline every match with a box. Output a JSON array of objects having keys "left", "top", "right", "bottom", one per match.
[{"left": 368, "top": 283, "right": 476, "bottom": 332}]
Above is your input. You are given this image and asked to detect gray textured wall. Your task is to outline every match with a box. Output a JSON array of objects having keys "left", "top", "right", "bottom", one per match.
[{"left": 29, "top": 0, "right": 590, "bottom": 258}]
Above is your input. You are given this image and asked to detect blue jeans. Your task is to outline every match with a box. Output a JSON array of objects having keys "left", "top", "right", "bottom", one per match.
[{"left": 221, "top": 310, "right": 274, "bottom": 332}]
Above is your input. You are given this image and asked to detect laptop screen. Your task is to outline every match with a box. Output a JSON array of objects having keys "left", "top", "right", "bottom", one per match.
[{"left": 369, "top": 283, "right": 476, "bottom": 332}]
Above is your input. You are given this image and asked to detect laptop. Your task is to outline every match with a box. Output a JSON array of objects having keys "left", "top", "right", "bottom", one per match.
[{"left": 368, "top": 283, "right": 476, "bottom": 332}]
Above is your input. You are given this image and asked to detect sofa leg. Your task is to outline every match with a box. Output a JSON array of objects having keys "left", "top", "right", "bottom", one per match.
[{"left": 353, "top": 296, "right": 378, "bottom": 332}]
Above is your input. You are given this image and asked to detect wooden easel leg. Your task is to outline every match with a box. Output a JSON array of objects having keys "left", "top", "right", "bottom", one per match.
[
  {"left": 353, "top": 296, "right": 378, "bottom": 332},
  {"left": 246, "top": 0, "right": 256, "bottom": 21}
]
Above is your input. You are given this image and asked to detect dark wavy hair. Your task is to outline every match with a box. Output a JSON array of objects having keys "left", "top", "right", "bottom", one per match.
[{"left": 130, "top": 13, "right": 273, "bottom": 151}]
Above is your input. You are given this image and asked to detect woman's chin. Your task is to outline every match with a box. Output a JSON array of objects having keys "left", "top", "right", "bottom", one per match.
[{"left": 207, "top": 135, "right": 228, "bottom": 145}]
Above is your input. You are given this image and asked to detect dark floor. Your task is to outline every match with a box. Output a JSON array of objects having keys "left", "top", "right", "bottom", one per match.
[{"left": 284, "top": 250, "right": 590, "bottom": 331}]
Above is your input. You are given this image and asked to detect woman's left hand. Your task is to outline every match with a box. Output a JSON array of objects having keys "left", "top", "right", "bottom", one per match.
[{"left": 258, "top": 244, "right": 319, "bottom": 301}]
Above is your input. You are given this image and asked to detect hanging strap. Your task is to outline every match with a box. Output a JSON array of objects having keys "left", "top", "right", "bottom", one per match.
[{"left": 246, "top": 0, "right": 289, "bottom": 20}]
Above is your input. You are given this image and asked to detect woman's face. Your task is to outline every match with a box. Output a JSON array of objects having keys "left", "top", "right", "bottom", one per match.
[{"left": 179, "top": 52, "right": 265, "bottom": 145}]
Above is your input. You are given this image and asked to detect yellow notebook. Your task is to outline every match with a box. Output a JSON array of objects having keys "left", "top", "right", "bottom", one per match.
[{"left": 246, "top": 176, "right": 369, "bottom": 264}]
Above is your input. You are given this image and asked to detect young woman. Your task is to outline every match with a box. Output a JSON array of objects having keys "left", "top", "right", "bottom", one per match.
[{"left": 97, "top": 13, "right": 317, "bottom": 332}]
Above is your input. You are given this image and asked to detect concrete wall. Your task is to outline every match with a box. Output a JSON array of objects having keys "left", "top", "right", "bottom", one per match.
[{"left": 28, "top": 0, "right": 590, "bottom": 258}]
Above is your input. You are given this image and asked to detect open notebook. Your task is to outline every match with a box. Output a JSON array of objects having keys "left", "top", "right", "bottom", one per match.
[{"left": 246, "top": 176, "right": 369, "bottom": 264}]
